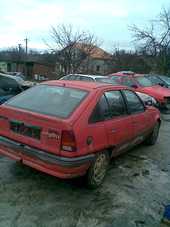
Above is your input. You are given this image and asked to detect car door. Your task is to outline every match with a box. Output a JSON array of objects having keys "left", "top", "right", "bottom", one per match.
[
  {"left": 122, "top": 89, "right": 150, "bottom": 144},
  {"left": 103, "top": 90, "right": 134, "bottom": 155}
]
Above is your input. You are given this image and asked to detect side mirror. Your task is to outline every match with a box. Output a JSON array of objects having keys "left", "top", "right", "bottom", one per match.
[{"left": 131, "top": 84, "right": 138, "bottom": 89}]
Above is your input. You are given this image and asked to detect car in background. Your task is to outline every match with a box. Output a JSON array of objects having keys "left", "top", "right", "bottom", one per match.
[
  {"left": 0, "top": 73, "right": 33, "bottom": 104},
  {"left": 61, "top": 74, "right": 157, "bottom": 107},
  {"left": 60, "top": 74, "right": 116, "bottom": 84},
  {"left": 135, "top": 91, "right": 158, "bottom": 107},
  {"left": 0, "top": 80, "right": 161, "bottom": 188},
  {"left": 109, "top": 73, "right": 170, "bottom": 111},
  {"left": 7, "top": 72, "right": 26, "bottom": 80},
  {"left": 145, "top": 74, "right": 170, "bottom": 88},
  {"left": 110, "top": 71, "right": 135, "bottom": 76}
]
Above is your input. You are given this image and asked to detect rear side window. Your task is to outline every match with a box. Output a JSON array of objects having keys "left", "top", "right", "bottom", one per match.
[
  {"left": 105, "top": 91, "right": 126, "bottom": 117},
  {"left": 123, "top": 90, "right": 145, "bottom": 114},
  {"left": 89, "top": 95, "right": 110, "bottom": 123},
  {"left": 80, "top": 77, "right": 94, "bottom": 82},
  {"left": 6, "top": 85, "right": 88, "bottom": 118}
]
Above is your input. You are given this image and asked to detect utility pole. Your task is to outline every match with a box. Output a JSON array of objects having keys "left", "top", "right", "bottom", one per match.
[
  {"left": 24, "top": 37, "right": 29, "bottom": 78},
  {"left": 24, "top": 37, "right": 28, "bottom": 55},
  {"left": 18, "top": 44, "right": 22, "bottom": 53}
]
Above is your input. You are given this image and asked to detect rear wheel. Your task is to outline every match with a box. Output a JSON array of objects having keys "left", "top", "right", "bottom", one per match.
[
  {"left": 145, "top": 122, "right": 160, "bottom": 145},
  {"left": 86, "top": 151, "right": 109, "bottom": 189}
]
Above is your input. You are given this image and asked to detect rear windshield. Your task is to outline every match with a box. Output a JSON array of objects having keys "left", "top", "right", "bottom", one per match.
[{"left": 6, "top": 85, "right": 88, "bottom": 118}]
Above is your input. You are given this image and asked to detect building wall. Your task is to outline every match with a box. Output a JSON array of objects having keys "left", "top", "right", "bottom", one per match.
[
  {"left": 88, "top": 59, "right": 111, "bottom": 74},
  {"left": 33, "top": 63, "right": 55, "bottom": 79},
  {"left": 78, "top": 58, "right": 112, "bottom": 75}
]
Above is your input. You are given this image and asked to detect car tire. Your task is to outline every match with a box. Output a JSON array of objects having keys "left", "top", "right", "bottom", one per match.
[
  {"left": 145, "top": 122, "right": 160, "bottom": 146},
  {"left": 86, "top": 151, "right": 110, "bottom": 189}
]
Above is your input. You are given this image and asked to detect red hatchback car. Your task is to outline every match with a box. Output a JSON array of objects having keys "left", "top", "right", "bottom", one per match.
[
  {"left": 0, "top": 81, "right": 161, "bottom": 188},
  {"left": 109, "top": 73, "right": 170, "bottom": 110}
]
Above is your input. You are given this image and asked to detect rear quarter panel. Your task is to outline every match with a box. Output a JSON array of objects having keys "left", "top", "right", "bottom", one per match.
[
  {"left": 72, "top": 89, "right": 108, "bottom": 156},
  {"left": 146, "top": 106, "right": 161, "bottom": 126}
]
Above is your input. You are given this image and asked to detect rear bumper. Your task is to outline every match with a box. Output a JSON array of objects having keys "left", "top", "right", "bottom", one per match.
[{"left": 0, "top": 136, "right": 94, "bottom": 178}]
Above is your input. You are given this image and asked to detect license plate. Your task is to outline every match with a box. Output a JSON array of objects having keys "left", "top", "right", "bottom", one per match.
[{"left": 10, "top": 120, "right": 41, "bottom": 140}]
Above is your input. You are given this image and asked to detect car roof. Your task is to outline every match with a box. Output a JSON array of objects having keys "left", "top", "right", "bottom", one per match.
[
  {"left": 0, "top": 73, "right": 20, "bottom": 82},
  {"left": 110, "top": 73, "right": 144, "bottom": 77},
  {"left": 43, "top": 80, "right": 127, "bottom": 91},
  {"left": 65, "top": 74, "right": 108, "bottom": 79},
  {"left": 109, "top": 71, "right": 135, "bottom": 76}
]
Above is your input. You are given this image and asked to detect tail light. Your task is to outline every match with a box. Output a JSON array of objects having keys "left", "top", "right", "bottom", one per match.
[{"left": 61, "top": 130, "right": 77, "bottom": 152}]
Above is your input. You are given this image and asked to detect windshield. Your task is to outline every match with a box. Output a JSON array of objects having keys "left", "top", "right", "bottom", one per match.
[
  {"left": 159, "top": 75, "right": 170, "bottom": 85},
  {"left": 146, "top": 75, "right": 163, "bottom": 84},
  {"left": 135, "top": 76, "right": 155, "bottom": 87},
  {"left": 6, "top": 85, "right": 88, "bottom": 118}
]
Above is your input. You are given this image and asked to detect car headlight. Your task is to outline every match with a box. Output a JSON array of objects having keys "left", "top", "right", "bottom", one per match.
[{"left": 136, "top": 92, "right": 157, "bottom": 105}]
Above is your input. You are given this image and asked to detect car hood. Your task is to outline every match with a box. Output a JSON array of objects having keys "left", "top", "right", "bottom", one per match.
[{"left": 137, "top": 85, "right": 170, "bottom": 99}]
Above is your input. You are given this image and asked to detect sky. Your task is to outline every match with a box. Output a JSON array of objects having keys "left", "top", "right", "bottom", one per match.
[{"left": 0, "top": 0, "right": 170, "bottom": 52}]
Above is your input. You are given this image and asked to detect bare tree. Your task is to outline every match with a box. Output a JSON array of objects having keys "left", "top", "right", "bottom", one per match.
[
  {"left": 112, "top": 46, "right": 151, "bottom": 73},
  {"left": 129, "top": 8, "right": 170, "bottom": 74},
  {"left": 46, "top": 24, "right": 100, "bottom": 75}
]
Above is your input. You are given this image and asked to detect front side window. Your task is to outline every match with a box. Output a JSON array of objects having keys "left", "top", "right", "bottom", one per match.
[
  {"left": 89, "top": 90, "right": 126, "bottom": 123},
  {"left": 6, "top": 85, "right": 88, "bottom": 118},
  {"left": 123, "top": 90, "right": 145, "bottom": 114}
]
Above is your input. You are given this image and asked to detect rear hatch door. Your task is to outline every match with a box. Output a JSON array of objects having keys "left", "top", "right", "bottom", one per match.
[{"left": 0, "top": 106, "right": 69, "bottom": 155}]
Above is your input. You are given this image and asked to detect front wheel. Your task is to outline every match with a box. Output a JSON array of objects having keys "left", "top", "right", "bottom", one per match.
[
  {"left": 145, "top": 122, "right": 160, "bottom": 146},
  {"left": 86, "top": 151, "right": 109, "bottom": 189}
]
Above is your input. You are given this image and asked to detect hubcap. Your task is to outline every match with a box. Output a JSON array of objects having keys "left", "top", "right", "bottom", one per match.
[
  {"left": 153, "top": 124, "right": 159, "bottom": 141},
  {"left": 93, "top": 154, "right": 107, "bottom": 184}
]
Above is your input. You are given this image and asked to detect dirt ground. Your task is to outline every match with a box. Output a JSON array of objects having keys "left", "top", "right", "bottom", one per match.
[{"left": 0, "top": 115, "right": 170, "bottom": 227}]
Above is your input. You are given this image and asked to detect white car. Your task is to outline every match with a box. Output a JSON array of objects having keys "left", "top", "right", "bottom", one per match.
[{"left": 60, "top": 74, "right": 115, "bottom": 84}]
